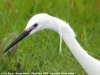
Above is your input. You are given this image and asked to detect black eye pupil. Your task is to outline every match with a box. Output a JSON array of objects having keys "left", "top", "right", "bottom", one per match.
[{"left": 33, "top": 23, "right": 38, "bottom": 27}]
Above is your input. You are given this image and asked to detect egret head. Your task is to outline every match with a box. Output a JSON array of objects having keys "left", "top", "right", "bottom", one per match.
[
  {"left": 3, "top": 13, "right": 58, "bottom": 53},
  {"left": 25, "top": 13, "right": 59, "bottom": 35},
  {"left": 3, "top": 13, "right": 75, "bottom": 53}
]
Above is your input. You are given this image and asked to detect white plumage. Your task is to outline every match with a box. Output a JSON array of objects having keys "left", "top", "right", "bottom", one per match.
[
  {"left": 26, "top": 13, "right": 100, "bottom": 75},
  {"left": 4, "top": 13, "right": 100, "bottom": 75}
]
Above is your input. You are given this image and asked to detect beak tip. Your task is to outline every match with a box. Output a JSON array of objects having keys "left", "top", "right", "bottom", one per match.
[
  {"left": 3, "top": 48, "right": 8, "bottom": 54},
  {"left": 3, "top": 31, "right": 29, "bottom": 54}
]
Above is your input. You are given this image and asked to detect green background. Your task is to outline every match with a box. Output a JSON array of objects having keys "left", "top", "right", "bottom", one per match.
[{"left": 0, "top": 0, "right": 100, "bottom": 75}]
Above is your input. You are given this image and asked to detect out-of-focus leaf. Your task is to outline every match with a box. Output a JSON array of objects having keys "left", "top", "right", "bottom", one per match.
[{"left": 0, "top": 32, "right": 18, "bottom": 56}]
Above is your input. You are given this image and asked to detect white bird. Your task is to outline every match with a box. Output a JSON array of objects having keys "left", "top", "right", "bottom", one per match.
[{"left": 4, "top": 13, "right": 100, "bottom": 75}]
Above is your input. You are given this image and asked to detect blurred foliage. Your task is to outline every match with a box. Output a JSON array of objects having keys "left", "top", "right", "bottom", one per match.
[{"left": 0, "top": 0, "right": 100, "bottom": 75}]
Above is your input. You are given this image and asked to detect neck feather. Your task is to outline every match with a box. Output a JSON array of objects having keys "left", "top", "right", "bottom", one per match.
[{"left": 60, "top": 23, "right": 100, "bottom": 75}]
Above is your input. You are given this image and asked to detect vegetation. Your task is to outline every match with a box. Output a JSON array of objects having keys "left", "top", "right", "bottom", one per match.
[{"left": 0, "top": 0, "right": 100, "bottom": 75}]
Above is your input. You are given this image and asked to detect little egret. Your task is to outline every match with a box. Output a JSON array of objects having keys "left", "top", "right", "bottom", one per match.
[{"left": 3, "top": 13, "right": 100, "bottom": 75}]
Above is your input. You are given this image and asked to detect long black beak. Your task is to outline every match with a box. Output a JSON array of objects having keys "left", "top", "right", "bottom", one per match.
[{"left": 3, "top": 30, "right": 30, "bottom": 54}]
